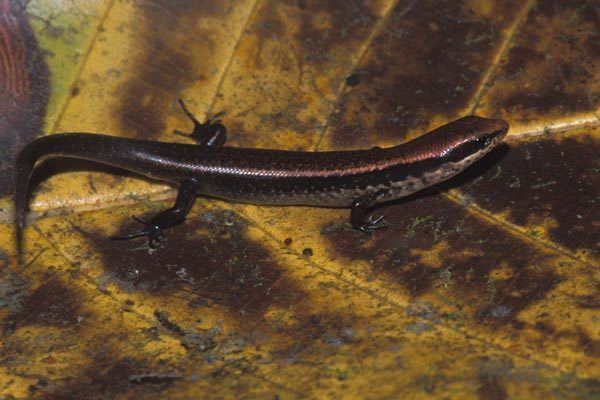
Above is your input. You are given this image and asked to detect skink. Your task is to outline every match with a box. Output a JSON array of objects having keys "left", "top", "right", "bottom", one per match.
[{"left": 14, "top": 101, "right": 508, "bottom": 249}]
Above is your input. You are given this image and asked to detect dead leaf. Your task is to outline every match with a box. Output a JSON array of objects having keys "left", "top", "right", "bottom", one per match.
[{"left": 1, "top": 0, "right": 598, "bottom": 398}]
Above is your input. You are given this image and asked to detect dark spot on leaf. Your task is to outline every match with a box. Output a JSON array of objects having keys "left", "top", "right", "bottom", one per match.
[
  {"left": 459, "top": 135, "right": 600, "bottom": 257},
  {"left": 0, "top": 268, "right": 29, "bottom": 325},
  {"left": 575, "top": 290, "right": 600, "bottom": 310},
  {"left": 534, "top": 320, "right": 555, "bottom": 335},
  {"left": 154, "top": 310, "right": 185, "bottom": 336},
  {"left": 128, "top": 372, "right": 183, "bottom": 385},
  {"left": 496, "top": 65, "right": 594, "bottom": 115},
  {"left": 294, "top": 0, "right": 376, "bottom": 65},
  {"left": 533, "top": 323, "right": 600, "bottom": 360},
  {"left": 487, "top": 0, "right": 598, "bottom": 120},
  {"left": 47, "top": 353, "right": 174, "bottom": 399},
  {"left": 117, "top": 1, "right": 228, "bottom": 138},
  {"left": 79, "top": 209, "right": 306, "bottom": 319},
  {"left": 2, "top": 278, "right": 84, "bottom": 334},
  {"left": 328, "top": 1, "right": 515, "bottom": 147},
  {"left": 575, "top": 330, "right": 600, "bottom": 358},
  {"left": 499, "top": 46, "right": 544, "bottom": 78},
  {"left": 477, "top": 373, "right": 507, "bottom": 400},
  {"left": 476, "top": 357, "right": 509, "bottom": 400},
  {"left": 322, "top": 192, "right": 559, "bottom": 328},
  {"left": 180, "top": 331, "right": 217, "bottom": 354},
  {"left": 271, "top": 313, "right": 359, "bottom": 364},
  {"left": 345, "top": 72, "right": 360, "bottom": 87}
]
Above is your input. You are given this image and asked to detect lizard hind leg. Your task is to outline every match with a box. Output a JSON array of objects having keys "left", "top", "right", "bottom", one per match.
[
  {"left": 109, "top": 179, "right": 199, "bottom": 250},
  {"left": 109, "top": 215, "right": 165, "bottom": 249}
]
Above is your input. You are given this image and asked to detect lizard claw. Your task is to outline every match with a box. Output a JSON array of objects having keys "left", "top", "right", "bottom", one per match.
[
  {"left": 358, "top": 214, "right": 388, "bottom": 232},
  {"left": 109, "top": 215, "right": 166, "bottom": 249}
]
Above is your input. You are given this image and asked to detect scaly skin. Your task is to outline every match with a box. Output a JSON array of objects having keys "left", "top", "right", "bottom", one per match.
[{"left": 14, "top": 105, "right": 508, "bottom": 251}]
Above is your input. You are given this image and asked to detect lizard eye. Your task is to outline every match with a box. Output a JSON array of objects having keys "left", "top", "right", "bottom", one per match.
[{"left": 477, "top": 135, "right": 492, "bottom": 147}]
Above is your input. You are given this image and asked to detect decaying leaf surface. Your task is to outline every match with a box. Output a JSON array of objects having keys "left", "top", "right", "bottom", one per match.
[{"left": 1, "top": 0, "right": 598, "bottom": 399}]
